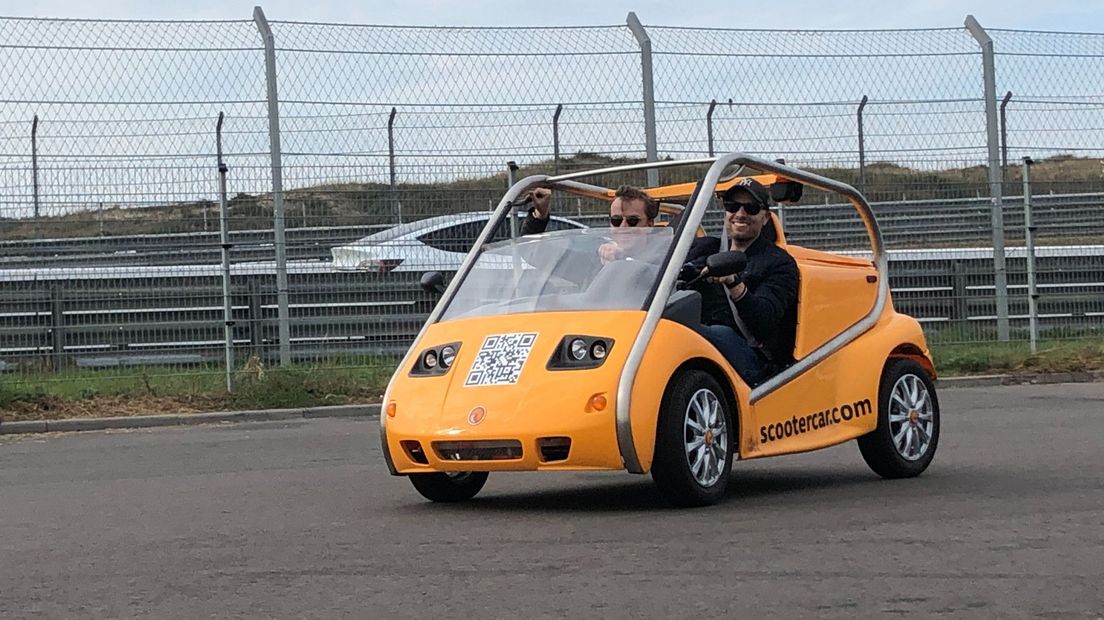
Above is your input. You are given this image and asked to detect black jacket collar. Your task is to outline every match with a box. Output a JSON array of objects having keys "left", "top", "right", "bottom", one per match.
[{"left": 732, "top": 231, "right": 772, "bottom": 256}]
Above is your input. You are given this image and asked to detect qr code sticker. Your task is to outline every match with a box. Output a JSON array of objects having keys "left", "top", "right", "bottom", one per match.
[{"left": 464, "top": 332, "right": 538, "bottom": 387}]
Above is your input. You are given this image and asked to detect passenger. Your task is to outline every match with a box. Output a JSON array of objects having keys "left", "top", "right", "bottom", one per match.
[
  {"left": 522, "top": 184, "right": 657, "bottom": 263},
  {"left": 685, "top": 179, "right": 799, "bottom": 385}
]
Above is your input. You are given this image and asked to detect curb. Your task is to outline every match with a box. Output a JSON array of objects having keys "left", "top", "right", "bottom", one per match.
[
  {"left": 3, "top": 370, "right": 1103, "bottom": 437},
  {"left": 936, "top": 369, "right": 1104, "bottom": 388},
  {"left": 0, "top": 403, "right": 380, "bottom": 436}
]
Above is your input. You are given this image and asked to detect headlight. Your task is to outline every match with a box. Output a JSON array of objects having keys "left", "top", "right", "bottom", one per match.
[
  {"left": 590, "top": 340, "right": 607, "bottom": 360},
  {"left": 410, "top": 342, "right": 461, "bottom": 377},
  {"left": 440, "top": 345, "right": 457, "bottom": 368},
  {"left": 569, "top": 338, "right": 588, "bottom": 361},
  {"left": 548, "top": 336, "right": 615, "bottom": 370}
]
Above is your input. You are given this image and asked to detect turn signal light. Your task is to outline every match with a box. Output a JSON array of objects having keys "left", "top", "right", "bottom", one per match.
[
  {"left": 589, "top": 394, "right": 607, "bottom": 412},
  {"left": 386, "top": 402, "right": 397, "bottom": 418}
]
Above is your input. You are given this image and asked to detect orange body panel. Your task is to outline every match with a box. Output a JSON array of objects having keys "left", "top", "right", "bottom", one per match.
[
  {"left": 383, "top": 302, "right": 931, "bottom": 475},
  {"left": 626, "top": 320, "right": 750, "bottom": 472},
  {"left": 385, "top": 311, "right": 646, "bottom": 473},
  {"left": 789, "top": 245, "right": 880, "bottom": 359},
  {"left": 643, "top": 173, "right": 787, "bottom": 201},
  {"left": 747, "top": 310, "right": 929, "bottom": 458}
]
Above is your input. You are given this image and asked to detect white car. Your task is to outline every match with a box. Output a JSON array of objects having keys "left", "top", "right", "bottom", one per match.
[{"left": 330, "top": 212, "right": 587, "bottom": 273}]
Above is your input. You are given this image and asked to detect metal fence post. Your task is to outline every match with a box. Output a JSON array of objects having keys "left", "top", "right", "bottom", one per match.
[
  {"left": 553, "top": 104, "right": 564, "bottom": 212},
  {"left": 857, "top": 95, "right": 868, "bottom": 189},
  {"left": 1022, "top": 157, "right": 1038, "bottom": 353},
  {"left": 31, "top": 115, "right": 41, "bottom": 238},
  {"left": 253, "top": 6, "right": 291, "bottom": 366},
  {"left": 388, "top": 106, "right": 401, "bottom": 225},
  {"left": 247, "top": 278, "right": 264, "bottom": 359},
  {"left": 506, "top": 161, "right": 519, "bottom": 240},
  {"left": 553, "top": 104, "right": 563, "bottom": 174},
  {"left": 966, "top": 15, "right": 1011, "bottom": 342},
  {"left": 626, "top": 12, "right": 658, "bottom": 187},
  {"left": 951, "top": 260, "right": 968, "bottom": 323},
  {"left": 706, "top": 99, "right": 717, "bottom": 157},
  {"left": 216, "top": 112, "right": 235, "bottom": 392},
  {"left": 49, "top": 285, "right": 65, "bottom": 372},
  {"left": 999, "top": 90, "right": 1012, "bottom": 181}
]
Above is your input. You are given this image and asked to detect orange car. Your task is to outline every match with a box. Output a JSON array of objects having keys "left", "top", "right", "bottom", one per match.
[{"left": 380, "top": 154, "right": 939, "bottom": 506}]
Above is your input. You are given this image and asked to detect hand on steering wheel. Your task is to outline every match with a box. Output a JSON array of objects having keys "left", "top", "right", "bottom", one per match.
[{"left": 597, "top": 241, "right": 624, "bottom": 265}]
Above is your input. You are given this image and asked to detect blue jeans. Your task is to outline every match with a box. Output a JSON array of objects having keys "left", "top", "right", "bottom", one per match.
[{"left": 699, "top": 324, "right": 765, "bottom": 386}]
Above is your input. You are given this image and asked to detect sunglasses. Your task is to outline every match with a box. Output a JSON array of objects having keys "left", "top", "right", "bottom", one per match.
[
  {"left": 609, "top": 215, "right": 645, "bottom": 227},
  {"left": 722, "top": 200, "right": 764, "bottom": 216}
]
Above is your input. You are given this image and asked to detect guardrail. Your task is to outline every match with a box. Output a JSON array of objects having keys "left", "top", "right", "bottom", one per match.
[{"left": 0, "top": 267, "right": 429, "bottom": 372}]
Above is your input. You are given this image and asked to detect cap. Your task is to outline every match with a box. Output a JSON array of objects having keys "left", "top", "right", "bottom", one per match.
[{"left": 722, "top": 178, "right": 770, "bottom": 209}]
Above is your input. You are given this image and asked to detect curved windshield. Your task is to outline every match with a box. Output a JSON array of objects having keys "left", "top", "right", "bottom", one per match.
[{"left": 441, "top": 227, "right": 676, "bottom": 320}]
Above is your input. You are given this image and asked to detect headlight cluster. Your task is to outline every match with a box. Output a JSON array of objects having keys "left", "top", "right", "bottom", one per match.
[
  {"left": 411, "top": 342, "right": 461, "bottom": 376},
  {"left": 548, "top": 335, "right": 614, "bottom": 370}
]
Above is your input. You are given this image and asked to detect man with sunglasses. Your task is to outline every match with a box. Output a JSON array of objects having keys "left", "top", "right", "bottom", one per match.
[
  {"left": 685, "top": 178, "right": 799, "bottom": 385},
  {"left": 522, "top": 184, "right": 656, "bottom": 232},
  {"left": 522, "top": 184, "right": 658, "bottom": 263}
]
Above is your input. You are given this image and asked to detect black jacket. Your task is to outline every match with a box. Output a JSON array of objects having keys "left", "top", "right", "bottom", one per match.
[
  {"left": 684, "top": 234, "right": 799, "bottom": 366},
  {"left": 520, "top": 211, "right": 549, "bottom": 236}
]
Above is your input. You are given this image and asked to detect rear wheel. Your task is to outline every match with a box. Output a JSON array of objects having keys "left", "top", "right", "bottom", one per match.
[
  {"left": 651, "top": 370, "right": 733, "bottom": 507},
  {"left": 858, "top": 358, "right": 940, "bottom": 478},
  {"left": 408, "top": 471, "right": 489, "bottom": 502}
]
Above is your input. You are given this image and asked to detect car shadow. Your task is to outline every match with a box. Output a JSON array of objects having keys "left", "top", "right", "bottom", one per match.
[{"left": 406, "top": 468, "right": 881, "bottom": 514}]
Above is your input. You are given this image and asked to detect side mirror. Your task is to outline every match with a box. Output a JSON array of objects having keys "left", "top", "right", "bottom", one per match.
[
  {"left": 770, "top": 179, "right": 803, "bottom": 203},
  {"left": 705, "top": 251, "right": 747, "bottom": 278},
  {"left": 419, "top": 271, "right": 446, "bottom": 295}
]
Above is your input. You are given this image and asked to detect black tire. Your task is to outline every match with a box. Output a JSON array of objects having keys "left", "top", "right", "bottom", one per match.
[
  {"left": 858, "top": 358, "right": 940, "bottom": 478},
  {"left": 651, "top": 369, "right": 734, "bottom": 507},
  {"left": 408, "top": 471, "right": 489, "bottom": 502}
]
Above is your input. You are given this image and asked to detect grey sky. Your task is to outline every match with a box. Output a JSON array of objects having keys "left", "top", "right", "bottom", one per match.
[{"left": 1, "top": 0, "right": 1101, "bottom": 31}]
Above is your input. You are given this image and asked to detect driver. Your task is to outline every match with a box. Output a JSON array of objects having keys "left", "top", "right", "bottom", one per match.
[{"left": 687, "top": 179, "right": 799, "bottom": 385}]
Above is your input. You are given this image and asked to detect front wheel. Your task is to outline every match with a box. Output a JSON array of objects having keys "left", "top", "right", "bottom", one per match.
[
  {"left": 409, "top": 471, "right": 489, "bottom": 502},
  {"left": 651, "top": 370, "right": 734, "bottom": 507},
  {"left": 858, "top": 358, "right": 940, "bottom": 478}
]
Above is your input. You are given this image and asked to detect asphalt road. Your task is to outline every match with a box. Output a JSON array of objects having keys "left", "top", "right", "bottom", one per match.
[{"left": 2, "top": 384, "right": 1102, "bottom": 619}]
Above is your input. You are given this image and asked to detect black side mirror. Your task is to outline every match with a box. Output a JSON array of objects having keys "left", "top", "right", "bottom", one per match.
[
  {"left": 770, "top": 180, "right": 803, "bottom": 203},
  {"left": 419, "top": 271, "right": 446, "bottom": 295},
  {"left": 705, "top": 251, "right": 747, "bottom": 278}
]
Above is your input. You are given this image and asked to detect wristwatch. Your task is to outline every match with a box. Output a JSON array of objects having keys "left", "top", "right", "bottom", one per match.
[{"left": 726, "top": 280, "right": 748, "bottom": 302}]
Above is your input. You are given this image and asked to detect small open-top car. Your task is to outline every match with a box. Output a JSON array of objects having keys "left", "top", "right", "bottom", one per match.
[{"left": 379, "top": 154, "right": 939, "bottom": 506}]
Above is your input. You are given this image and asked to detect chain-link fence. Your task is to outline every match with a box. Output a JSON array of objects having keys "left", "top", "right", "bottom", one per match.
[{"left": 1, "top": 12, "right": 1103, "bottom": 399}]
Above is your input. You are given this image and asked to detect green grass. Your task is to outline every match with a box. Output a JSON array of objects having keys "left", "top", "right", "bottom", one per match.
[
  {"left": 1, "top": 357, "right": 397, "bottom": 422},
  {"left": 3, "top": 341, "right": 1102, "bottom": 422},
  {"left": 931, "top": 339, "right": 1104, "bottom": 375}
]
